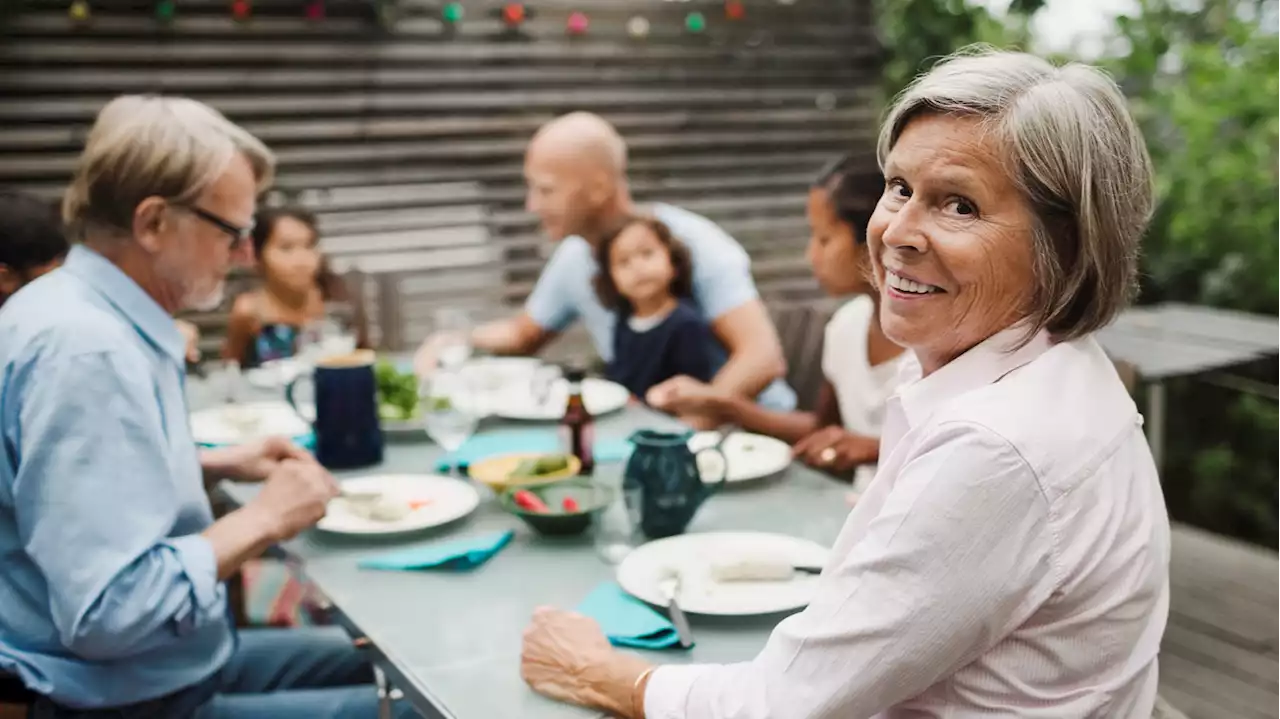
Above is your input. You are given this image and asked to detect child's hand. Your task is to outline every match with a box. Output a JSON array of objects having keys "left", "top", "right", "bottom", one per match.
[
  {"left": 793, "top": 427, "right": 878, "bottom": 473},
  {"left": 645, "top": 375, "right": 723, "bottom": 416}
]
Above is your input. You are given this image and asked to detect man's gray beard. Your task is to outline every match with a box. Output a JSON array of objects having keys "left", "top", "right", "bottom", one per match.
[{"left": 186, "top": 280, "right": 225, "bottom": 313}]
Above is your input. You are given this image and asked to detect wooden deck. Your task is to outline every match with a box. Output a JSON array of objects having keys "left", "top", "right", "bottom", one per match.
[{"left": 1160, "top": 523, "right": 1278, "bottom": 719}]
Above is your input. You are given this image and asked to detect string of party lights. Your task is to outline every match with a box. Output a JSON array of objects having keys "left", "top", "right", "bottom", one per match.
[{"left": 64, "top": 0, "right": 799, "bottom": 33}]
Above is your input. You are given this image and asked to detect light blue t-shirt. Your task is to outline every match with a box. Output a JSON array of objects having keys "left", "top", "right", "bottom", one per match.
[{"left": 525, "top": 203, "right": 796, "bottom": 411}]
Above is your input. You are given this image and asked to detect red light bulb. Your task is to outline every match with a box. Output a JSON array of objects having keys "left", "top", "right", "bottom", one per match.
[
  {"left": 501, "top": 3, "right": 526, "bottom": 26},
  {"left": 231, "top": 0, "right": 250, "bottom": 21},
  {"left": 566, "top": 11, "right": 588, "bottom": 35},
  {"left": 305, "top": 0, "right": 324, "bottom": 20},
  {"left": 725, "top": 0, "right": 745, "bottom": 20}
]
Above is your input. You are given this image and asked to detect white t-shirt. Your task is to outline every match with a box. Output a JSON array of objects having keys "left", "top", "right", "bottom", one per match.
[{"left": 821, "top": 295, "right": 907, "bottom": 437}]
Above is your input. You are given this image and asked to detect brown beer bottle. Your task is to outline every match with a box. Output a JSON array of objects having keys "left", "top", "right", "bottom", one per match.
[{"left": 562, "top": 367, "right": 595, "bottom": 476}]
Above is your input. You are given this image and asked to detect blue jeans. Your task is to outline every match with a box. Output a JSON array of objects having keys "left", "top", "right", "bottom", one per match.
[{"left": 32, "top": 627, "right": 420, "bottom": 719}]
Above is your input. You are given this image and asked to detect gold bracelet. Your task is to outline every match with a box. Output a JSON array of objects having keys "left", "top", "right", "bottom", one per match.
[{"left": 630, "top": 666, "right": 657, "bottom": 719}]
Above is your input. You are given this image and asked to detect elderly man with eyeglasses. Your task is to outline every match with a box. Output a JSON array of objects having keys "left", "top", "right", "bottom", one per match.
[{"left": 0, "top": 96, "right": 419, "bottom": 719}]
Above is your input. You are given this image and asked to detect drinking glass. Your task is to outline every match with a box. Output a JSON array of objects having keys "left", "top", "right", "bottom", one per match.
[
  {"left": 593, "top": 465, "right": 642, "bottom": 564},
  {"left": 419, "top": 371, "right": 480, "bottom": 476},
  {"left": 433, "top": 307, "right": 472, "bottom": 370},
  {"left": 298, "top": 302, "right": 357, "bottom": 365}
]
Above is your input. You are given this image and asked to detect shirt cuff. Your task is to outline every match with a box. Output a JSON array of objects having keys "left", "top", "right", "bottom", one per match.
[
  {"left": 165, "top": 534, "right": 224, "bottom": 618},
  {"left": 643, "top": 664, "right": 714, "bottom": 719}
]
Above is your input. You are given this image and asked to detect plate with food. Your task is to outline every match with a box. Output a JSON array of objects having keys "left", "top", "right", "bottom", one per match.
[
  {"left": 616, "top": 531, "right": 829, "bottom": 616},
  {"left": 318, "top": 474, "right": 480, "bottom": 535},
  {"left": 467, "top": 452, "right": 582, "bottom": 493},
  {"left": 460, "top": 357, "right": 544, "bottom": 392},
  {"left": 490, "top": 377, "right": 630, "bottom": 422},
  {"left": 189, "top": 402, "right": 312, "bottom": 446},
  {"left": 687, "top": 431, "right": 792, "bottom": 484}
]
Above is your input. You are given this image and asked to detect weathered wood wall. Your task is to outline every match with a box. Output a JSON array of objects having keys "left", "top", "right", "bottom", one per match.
[{"left": 0, "top": 0, "right": 880, "bottom": 352}]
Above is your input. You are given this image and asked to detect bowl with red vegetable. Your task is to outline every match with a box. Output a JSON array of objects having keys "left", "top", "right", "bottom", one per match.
[{"left": 499, "top": 478, "right": 612, "bottom": 536}]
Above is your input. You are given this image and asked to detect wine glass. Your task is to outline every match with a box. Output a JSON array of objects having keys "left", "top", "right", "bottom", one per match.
[
  {"left": 433, "top": 307, "right": 472, "bottom": 370},
  {"left": 298, "top": 302, "right": 356, "bottom": 365},
  {"left": 419, "top": 371, "right": 480, "bottom": 478}
]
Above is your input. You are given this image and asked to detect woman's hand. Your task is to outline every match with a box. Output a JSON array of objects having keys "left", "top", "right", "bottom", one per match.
[
  {"left": 793, "top": 426, "right": 878, "bottom": 473},
  {"left": 521, "top": 607, "right": 651, "bottom": 717}
]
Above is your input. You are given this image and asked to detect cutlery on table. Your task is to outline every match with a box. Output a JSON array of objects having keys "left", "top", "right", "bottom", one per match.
[
  {"left": 658, "top": 571, "right": 694, "bottom": 649},
  {"left": 708, "top": 558, "right": 825, "bottom": 582}
]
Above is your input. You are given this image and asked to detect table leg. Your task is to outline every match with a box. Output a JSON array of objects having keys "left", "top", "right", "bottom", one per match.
[{"left": 1146, "top": 380, "right": 1166, "bottom": 475}]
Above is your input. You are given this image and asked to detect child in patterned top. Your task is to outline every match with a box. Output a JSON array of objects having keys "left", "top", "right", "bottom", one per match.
[{"left": 222, "top": 207, "right": 368, "bottom": 367}]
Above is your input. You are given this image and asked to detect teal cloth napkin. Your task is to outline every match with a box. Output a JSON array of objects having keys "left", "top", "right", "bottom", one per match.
[
  {"left": 197, "top": 433, "right": 315, "bottom": 450},
  {"left": 576, "top": 582, "right": 687, "bottom": 650},
  {"left": 435, "top": 430, "right": 633, "bottom": 472},
  {"left": 358, "top": 530, "right": 514, "bottom": 572}
]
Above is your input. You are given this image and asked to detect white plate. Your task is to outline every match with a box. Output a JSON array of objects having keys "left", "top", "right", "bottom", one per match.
[
  {"left": 318, "top": 474, "right": 480, "bottom": 535},
  {"left": 189, "top": 402, "right": 311, "bottom": 445},
  {"left": 688, "top": 431, "right": 793, "bottom": 484},
  {"left": 460, "top": 357, "right": 543, "bottom": 390},
  {"left": 245, "top": 359, "right": 306, "bottom": 389},
  {"left": 491, "top": 377, "right": 631, "bottom": 421},
  {"left": 616, "top": 531, "right": 829, "bottom": 616}
]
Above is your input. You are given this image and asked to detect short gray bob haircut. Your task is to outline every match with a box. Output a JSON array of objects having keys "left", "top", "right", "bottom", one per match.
[
  {"left": 879, "top": 45, "right": 1155, "bottom": 342},
  {"left": 63, "top": 95, "right": 275, "bottom": 241}
]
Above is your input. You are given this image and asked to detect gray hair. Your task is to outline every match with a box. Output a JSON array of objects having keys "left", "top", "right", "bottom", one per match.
[
  {"left": 878, "top": 46, "right": 1154, "bottom": 341},
  {"left": 63, "top": 95, "right": 275, "bottom": 241}
]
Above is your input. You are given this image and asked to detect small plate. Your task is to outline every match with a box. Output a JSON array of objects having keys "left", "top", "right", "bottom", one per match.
[
  {"left": 189, "top": 402, "right": 310, "bottom": 446},
  {"left": 616, "top": 531, "right": 829, "bottom": 616},
  {"left": 468, "top": 453, "right": 582, "bottom": 492},
  {"left": 245, "top": 359, "right": 306, "bottom": 389},
  {"left": 491, "top": 378, "right": 630, "bottom": 421},
  {"left": 318, "top": 474, "right": 480, "bottom": 536},
  {"left": 688, "top": 431, "right": 792, "bottom": 484}
]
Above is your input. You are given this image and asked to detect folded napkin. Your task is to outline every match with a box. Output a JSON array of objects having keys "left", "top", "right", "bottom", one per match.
[
  {"left": 435, "top": 430, "right": 633, "bottom": 472},
  {"left": 358, "top": 530, "right": 514, "bottom": 572},
  {"left": 576, "top": 582, "right": 687, "bottom": 650},
  {"left": 197, "top": 433, "right": 315, "bottom": 450}
]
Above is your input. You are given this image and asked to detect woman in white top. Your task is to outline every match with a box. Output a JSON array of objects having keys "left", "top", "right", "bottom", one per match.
[
  {"left": 647, "top": 157, "right": 907, "bottom": 477},
  {"left": 520, "top": 47, "right": 1170, "bottom": 719}
]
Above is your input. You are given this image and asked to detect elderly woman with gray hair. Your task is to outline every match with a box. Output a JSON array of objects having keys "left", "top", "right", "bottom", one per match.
[{"left": 520, "top": 48, "right": 1170, "bottom": 719}]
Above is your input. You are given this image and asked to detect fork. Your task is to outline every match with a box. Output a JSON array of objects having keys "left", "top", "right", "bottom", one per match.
[{"left": 658, "top": 572, "right": 694, "bottom": 649}]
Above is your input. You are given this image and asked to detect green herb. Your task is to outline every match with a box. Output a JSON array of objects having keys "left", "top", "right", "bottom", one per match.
[
  {"left": 508, "top": 454, "right": 571, "bottom": 479},
  {"left": 374, "top": 360, "right": 419, "bottom": 420}
]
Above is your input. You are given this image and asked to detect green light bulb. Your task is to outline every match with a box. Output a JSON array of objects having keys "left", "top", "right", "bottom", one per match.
[
  {"left": 685, "top": 11, "right": 706, "bottom": 33},
  {"left": 156, "top": 0, "right": 175, "bottom": 20},
  {"left": 442, "top": 2, "right": 463, "bottom": 23}
]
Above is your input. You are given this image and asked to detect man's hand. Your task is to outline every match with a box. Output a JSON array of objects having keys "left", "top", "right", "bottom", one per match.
[
  {"left": 793, "top": 426, "right": 878, "bottom": 473},
  {"left": 204, "top": 436, "right": 313, "bottom": 483},
  {"left": 243, "top": 459, "right": 340, "bottom": 542},
  {"left": 645, "top": 375, "right": 726, "bottom": 417},
  {"left": 412, "top": 331, "right": 467, "bottom": 376}
]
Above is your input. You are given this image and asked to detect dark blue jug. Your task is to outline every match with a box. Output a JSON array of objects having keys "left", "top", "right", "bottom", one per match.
[{"left": 624, "top": 429, "right": 726, "bottom": 539}]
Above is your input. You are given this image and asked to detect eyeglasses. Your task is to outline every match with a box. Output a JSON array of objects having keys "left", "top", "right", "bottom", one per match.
[{"left": 174, "top": 203, "right": 254, "bottom": 247}]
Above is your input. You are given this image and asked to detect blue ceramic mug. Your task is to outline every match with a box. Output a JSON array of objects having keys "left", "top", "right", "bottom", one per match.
[{"left": 286, "top": 350, "right": 384, "bottom": 470}]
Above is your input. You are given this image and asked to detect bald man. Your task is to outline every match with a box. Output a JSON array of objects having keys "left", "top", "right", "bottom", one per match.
[{"left": 418, "top": 113, "right": 796, "bottom": 418}]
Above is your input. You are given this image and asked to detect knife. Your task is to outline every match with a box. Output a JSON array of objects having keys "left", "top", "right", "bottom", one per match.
[{"left": 658, "top": 573, "right": 694, "bottom": 649}]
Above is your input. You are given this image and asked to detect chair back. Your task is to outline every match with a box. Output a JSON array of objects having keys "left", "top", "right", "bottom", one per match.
[{"left": 769, "top": 300, "right": 839, "bottom": 413}]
